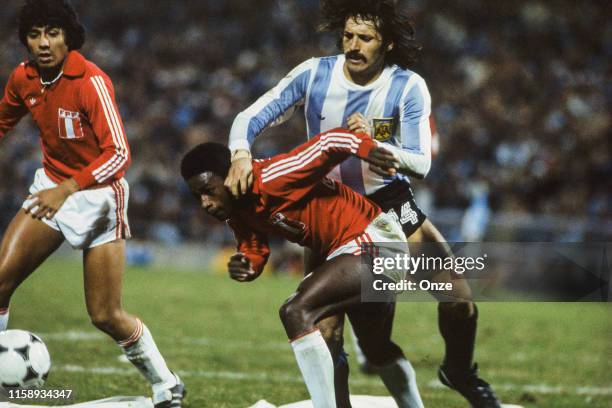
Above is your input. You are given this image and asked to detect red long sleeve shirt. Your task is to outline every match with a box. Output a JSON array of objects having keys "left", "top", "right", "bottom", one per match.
[
  {"left": 0, "top": 51, "right": 130, "bottom": 189},
  {"left": 228, "top": 128, "right": 382, "bottom": 274}
]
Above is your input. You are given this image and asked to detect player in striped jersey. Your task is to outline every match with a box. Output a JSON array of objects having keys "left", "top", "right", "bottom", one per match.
[
  {"left": 225, "top": 1, "right": 501, "bottom": 407},
  {"left": 0, "top": 2, "right": 183, "bottom": 406}
]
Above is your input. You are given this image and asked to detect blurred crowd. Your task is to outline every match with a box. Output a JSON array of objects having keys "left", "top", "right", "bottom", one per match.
[{"left": 0, "top": 0, "right": 610, "bottom": 245}]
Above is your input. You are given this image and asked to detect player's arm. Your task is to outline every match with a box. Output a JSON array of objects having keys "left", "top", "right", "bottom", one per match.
[
  {"left": 226, "top": 59, "right": 314, "bottom": 197},
  {"left": 353, "top": 76, "right": 432, "bottom": 179},
  {"left": 74, "top": 74, "right": 131, "bottom": 189},
  {"left": 0, "top": 68, "right": 29, "bottom": 139},
  {"left": 226, "top": 218, "right": 271, "bottom": 282},
  {"left": 260, "top": 128, "right": 396, "bottom": 201},
  {"left": 0, "top": 68, "right": 81, "bottom": 220},
  {"left": 390, "top": 75, "right": 432, "bottom": 179}
]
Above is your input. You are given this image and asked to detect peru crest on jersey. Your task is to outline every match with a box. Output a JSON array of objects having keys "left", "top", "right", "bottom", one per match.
[{"left": 58, "top": 108, "right": 84, "bottom": 139}]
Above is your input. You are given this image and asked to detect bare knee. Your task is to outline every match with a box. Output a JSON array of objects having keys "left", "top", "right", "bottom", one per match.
[
  {"left": 0, "top": 276, "right": 19, "bottom": 305},
  {"left": 279, "top": 298, "right": 315, "bottom": 339},
  {"left": 89, "top": 307, "right": 125, "bottom": 334},
  {"left": 0, "top": 279, "right": 16, "bottom": 296}
]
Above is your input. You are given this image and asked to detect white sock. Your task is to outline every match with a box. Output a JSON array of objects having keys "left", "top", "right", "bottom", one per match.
[
  {"left": 378, "top": 357, "right": 424, "bottom": 408},
  {"left": 0, "top": 308, "right": 8, "bottom": 331},
  {"left": 290, "top": 330, "right": 336, "bottom": 408},
  {"left": 119, "top": 319, "right": 176, "bottom": 392}
]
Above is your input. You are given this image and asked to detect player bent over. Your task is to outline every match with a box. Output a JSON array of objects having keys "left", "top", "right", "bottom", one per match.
[
  {"left": 0, "top": 1, "right": 184, "bottom": 406},
  {"left": 180, "top": 129, "right": 461, "bottom": 407},
  {"left": 225, "top": 1, "right": 502, "bottom": 406}
]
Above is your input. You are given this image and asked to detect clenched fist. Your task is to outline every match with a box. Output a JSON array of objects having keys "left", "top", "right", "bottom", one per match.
[{"left": 227, "top": 252, "right": 259, "bottom": 282}]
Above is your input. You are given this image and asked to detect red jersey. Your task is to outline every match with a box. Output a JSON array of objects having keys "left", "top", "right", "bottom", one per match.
[
  {"left": 228, "top": 128, "right": 382, "bottom": 274},
  {"left": 0, "top": 51, "right": 130, "bottom": 189}
]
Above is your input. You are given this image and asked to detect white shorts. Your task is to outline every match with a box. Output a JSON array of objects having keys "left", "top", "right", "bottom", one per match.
[
  {"left": 327, "top": 212, "right": 409, "bottom": 282},
  {"left": 22, "top": 168, "right": 131, "bottom": 249}
]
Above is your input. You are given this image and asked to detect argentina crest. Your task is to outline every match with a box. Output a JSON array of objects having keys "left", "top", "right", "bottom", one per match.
[{"left": 372, "top": 117, "right": 394, "bottom": 142}]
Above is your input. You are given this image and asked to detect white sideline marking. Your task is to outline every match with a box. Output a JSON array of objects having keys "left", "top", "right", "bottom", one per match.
[
  {"left": 43, "top": 330, "right": 106, "bottom": 341},
  {"left": 56, "top": 364, "right": 612, "bottom": 397},
  {"left": 41, "top": 330, "right": 289, "bottom": 350},
  {"left": 42, "top": 331, "right": 606, "bottom": 365}
]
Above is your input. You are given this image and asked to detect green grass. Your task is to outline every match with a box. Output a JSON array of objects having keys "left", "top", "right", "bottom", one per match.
[{"left": 4, "top": 259, "right": 611, "bottom": 407}]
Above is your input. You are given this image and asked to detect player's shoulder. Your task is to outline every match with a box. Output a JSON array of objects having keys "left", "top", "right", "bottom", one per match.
[
  {"left": 390, "top": 66, "right": 430, "bottom": 98},
  {"left": 390, "top": 65, "right": 427, "bottom": 84},
  {"left": 7, "top": 61, "right": 31, "bottom": 84},
  {"left": 82, "top": 59, "right": 111, "bottom": 83}
]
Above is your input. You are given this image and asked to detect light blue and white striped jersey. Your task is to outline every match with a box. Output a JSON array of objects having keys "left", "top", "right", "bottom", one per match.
[{"left": 229, "top": 54, "right": 432, "bottom": 196}]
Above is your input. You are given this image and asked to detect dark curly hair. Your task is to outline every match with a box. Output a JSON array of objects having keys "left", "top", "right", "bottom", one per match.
[
  {"left": 319, "top": 0, "right": 421, "bottom": 69},
  {"left": 18, "top": 0, "right": 85, "bottom": 50},
  {"left": 180, "top": 143, "right": 231, "bottom": 182}
]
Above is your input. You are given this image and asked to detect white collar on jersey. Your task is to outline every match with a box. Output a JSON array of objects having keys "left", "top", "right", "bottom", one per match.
[{"left": 40, "top": 70, "right": 64, "bottom": 87}]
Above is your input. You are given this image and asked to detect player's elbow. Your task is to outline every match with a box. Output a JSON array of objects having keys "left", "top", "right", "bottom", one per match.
[{"left": 400, "top": 154, "right": 430, "bottom": 179}]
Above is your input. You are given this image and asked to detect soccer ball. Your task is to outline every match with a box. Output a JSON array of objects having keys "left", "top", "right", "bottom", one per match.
[{"left": 0, "top": 330, "right": 51, "bottom": 390}]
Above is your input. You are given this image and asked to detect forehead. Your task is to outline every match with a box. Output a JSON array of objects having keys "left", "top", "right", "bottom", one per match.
[
  {"left": 344, "top": 16, "right": 380, "bottom": 36},
  {"left": 187, "top": 172, "right": 219, "bottom": 191}
]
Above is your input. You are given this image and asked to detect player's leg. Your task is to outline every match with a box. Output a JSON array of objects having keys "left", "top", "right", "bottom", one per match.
[
  {"left": 280, "top": 254, "right": 366, "bottom": 408},
  {"left": 317, "top": 314, "right": 350, "bottom": 407},
  {"left": 306, "top": 248, "right": 352, "bottom": 408},
  {"left": 351, "top": 180, "right": 427, "bottom": 374},
  {"left": 348, "top": 302, "right": 424, "bottom": 408},
  {"left": 417, "top": 220, "right": 475, "bottom": 362},
  {"left": 416, "top": 219, "right": 501, "bottom": 408},
  {"left": 83, "top": 240, "right": 184, "bottom": 407},
  {"left": 0, "top": 211, "right": 64, "bottom": 330}
]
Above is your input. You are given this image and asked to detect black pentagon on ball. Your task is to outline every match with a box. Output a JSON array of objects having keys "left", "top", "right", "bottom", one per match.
[
  {"left": 24, "top": 365, "right": 39, "bottom": 381},
  {"left": 1, "top": 381, "right": 21, "bottom": 389},
  {"left": 13, "top": 345, "right": 29, "bottom": 360}
]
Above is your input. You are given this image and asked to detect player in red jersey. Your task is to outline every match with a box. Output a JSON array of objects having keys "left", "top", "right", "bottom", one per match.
[
  {"left": 180, "top": 128, "right": 468, "bottom": 407},
  {"left": 0, "top": 1, "right": 183, "bottom": 406}
]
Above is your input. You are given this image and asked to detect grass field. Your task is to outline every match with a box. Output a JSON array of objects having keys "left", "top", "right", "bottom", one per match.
[{"left": 2, "top": 258, "right": 611, "bottom": 407}]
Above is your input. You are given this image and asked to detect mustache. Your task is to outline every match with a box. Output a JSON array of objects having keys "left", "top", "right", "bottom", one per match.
[{"left": 345, "top": 51, "right": 366, "bottom": 62}]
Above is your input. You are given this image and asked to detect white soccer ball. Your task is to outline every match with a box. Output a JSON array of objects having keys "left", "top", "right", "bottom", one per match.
[{"left": 0, "top": 330, "right": 51, "bottom": 390}]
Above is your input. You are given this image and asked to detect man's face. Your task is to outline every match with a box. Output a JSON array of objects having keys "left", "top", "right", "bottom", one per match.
[
  {"left": 187, "top": 172, "right": 234, "bottom": 221},
  {"left": 26, "top": 26, "right": 69, "bottom": 70},
  {"left": 342, "top": 17, "right": 388, "bottom": 80}
]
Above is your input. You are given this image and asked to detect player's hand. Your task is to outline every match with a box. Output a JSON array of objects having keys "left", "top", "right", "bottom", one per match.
[
  {"left": 368, "top": 163, "right": 397, "bottom": 177},
  {"left": 347, "top": 112, "right": 371, "bottom": 136},
  {"left": 228, "top": 253, "right": 259, "bottom": 282},
  {"left": 24, "top": 179, "right": 79, "bottom": 220},
  {"left": 224, "top": 151, "right": 253, "bottom": 198},
  {"left": 365, "top": 146, "right": 398, "bottom": 177}
]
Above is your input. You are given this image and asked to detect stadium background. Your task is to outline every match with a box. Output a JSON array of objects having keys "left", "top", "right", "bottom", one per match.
[
  {"left": 0, "top": 0, "right": 610, "bottom": 251},
  {"left": 0, "top": 1, "right": 610, "bottom": 407}
]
